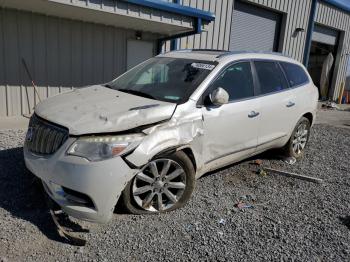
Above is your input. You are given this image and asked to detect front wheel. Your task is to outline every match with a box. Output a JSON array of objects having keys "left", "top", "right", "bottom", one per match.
[
  {"left": 283, "top": 117, "right": 311, "bottom": 159},
  {"left": 122, "top": 151, "right": 195, "bottom": 214}
]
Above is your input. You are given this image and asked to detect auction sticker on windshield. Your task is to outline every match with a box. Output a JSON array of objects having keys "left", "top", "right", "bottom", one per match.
[{"left": 191, "top": 63, "right": 215, "bottom": 70}]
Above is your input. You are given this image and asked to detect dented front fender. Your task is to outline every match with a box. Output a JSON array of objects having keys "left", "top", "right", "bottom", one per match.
[{"left": 125, "top": 101, "right": 205, "bottom": 170}]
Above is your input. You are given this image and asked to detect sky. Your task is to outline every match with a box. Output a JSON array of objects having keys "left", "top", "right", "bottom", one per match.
[
  {"left": 329, "top": 0, "right": 350, "bottom": 12},
  {"left": 335, "top": 0, "right": 350, "bottom": 5}
]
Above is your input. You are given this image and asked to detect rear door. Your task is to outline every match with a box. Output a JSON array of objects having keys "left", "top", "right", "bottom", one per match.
[
  {"left": 279, "top": 62, "right": 312, "bottom": 124},
  {"left": 253, "top": 60, "right": 297, "bottom": 151}
]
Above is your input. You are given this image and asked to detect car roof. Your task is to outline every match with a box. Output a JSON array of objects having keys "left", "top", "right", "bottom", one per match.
[{"left": 158, "top": 49, "right": 301, "bottom": 66}]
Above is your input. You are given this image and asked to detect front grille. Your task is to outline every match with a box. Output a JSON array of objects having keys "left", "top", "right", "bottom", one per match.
[{"left": 25, "top": 114, "right": 69, "bottom": 155}]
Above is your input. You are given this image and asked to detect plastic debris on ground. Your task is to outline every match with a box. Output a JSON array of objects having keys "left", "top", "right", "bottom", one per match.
[
  {"left": 185, "top": 224, "right": 193, "bottom": 231},
  {"left": 249, "top": 159, "right": 268, "bottom": 176},
  {"left": 251, "top": 159, "right": 263, "bottom": 166},
  {"left": 235, "top": 194, "right": 257, "bottom": 210},
  {"left": 236, "top": 203, "right": 254, "bottom": 209},
  {"left": 218, "top": 218, "right": 226, "bottom": 225},
  {"left": 257, "top": 168, "right": 268, "bottom": 177},
  {"left": 283, "top": 156, "right": 296, "bottom": 165},
  {"left": 321, "top": 101, "right": 339, "bottom": 110}
]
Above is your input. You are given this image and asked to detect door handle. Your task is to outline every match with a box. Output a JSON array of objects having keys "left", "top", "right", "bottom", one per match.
[
  {"left": 248, "top": 111, "right": 260, "bottom": 118},
  {"left": 286, "top": 101, "right": 295, "bottom": 108}
]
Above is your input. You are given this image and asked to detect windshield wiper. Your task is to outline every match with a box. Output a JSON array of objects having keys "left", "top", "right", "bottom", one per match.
[
  {"left": 116, "top": 89, "right": 156, "bottom": 100},
  {"left": 104, "top": 83, "right": 115, "bottom": 89}
]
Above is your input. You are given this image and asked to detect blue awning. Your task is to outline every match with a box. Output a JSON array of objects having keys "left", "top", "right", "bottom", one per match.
[
  {"left": 122, "top": 0, "right": 215, "bottom": 22},
  {"left": 322, "top": 0, "right": 350, "bottom": 12}
]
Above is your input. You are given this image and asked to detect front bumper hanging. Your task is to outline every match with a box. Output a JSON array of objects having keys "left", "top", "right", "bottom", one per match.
[{"left": 46, "top": 196, "right": 89, "bottom": 246}]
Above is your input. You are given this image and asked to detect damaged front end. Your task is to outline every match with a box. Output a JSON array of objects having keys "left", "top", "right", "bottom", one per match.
[
  {"left": 126, "top": 100, "right": 205, "bottom": 174},
  {"left": 24, "top": 99, "right": 205, "bottom": 227},
  {"left": 41, "top": 101, "right": 205, "bottom": 244}
]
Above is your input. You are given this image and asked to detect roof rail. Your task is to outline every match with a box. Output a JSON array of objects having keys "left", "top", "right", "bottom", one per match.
[
  {"left": 168, "top": 49, "right": 229, "bottom": 53},
  {"left": 216, "top": 50, "right": 292, "bottom": 59},
  {"left": 191, "top": 49, "right": 230, "bottom": 53},
  {"left": 161, "top": 49, "right": 292, "bottom": 60}
]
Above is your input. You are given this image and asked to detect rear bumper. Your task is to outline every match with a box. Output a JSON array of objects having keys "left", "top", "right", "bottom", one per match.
[{"left": 24, "top": 138, "right": 138, "bottom": 223}]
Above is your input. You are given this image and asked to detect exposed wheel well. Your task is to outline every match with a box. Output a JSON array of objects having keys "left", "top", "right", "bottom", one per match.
[
  {"left": 303, "top": 112, "right": 313, "bottom": 125},
  {"left": 152, "top": 146, "right": 197, "bottom": 172},
  {"left": 180, "top": 147, "right": 197, "bottom": 172}
]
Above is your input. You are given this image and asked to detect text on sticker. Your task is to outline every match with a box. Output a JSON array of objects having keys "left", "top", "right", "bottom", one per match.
[{"left": 191, "top": 63, "right": 215, "bottom": 70}]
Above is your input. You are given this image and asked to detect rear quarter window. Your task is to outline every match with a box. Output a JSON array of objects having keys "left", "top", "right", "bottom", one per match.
[{"left": 280, "top": 62, "right": 309, "bottom": 87}]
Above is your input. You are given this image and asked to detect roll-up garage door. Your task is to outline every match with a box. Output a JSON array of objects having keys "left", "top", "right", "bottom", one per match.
[
  {"left": 312, "top": 25, "right": 338, "bottom": 46},
  {"left": 229, "top": 1, "right": 281, "bottom": 52}
]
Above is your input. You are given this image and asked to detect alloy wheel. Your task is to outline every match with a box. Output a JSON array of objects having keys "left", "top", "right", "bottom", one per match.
[
  {"left": 132, "top": 159, "right": 186, "bottom": 212},
  {"left": 292, "top": 122, "right": 308, "bottom": 155}
]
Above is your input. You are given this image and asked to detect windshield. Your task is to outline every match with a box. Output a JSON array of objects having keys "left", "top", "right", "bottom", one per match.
[{"left": 107, "top": 57, "right": 217, "bottom": 104}]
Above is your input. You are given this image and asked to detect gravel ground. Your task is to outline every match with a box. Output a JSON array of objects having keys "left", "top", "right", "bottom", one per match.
[{"left": 0, "top": 124, "right": 349, "bottom": 261}]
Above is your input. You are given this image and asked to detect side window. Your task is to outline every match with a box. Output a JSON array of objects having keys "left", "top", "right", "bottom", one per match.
[
  {"left": 211, "top": 62, "right": 254, "bottom": 101},
  {"left": 280, "top": 62, "right": 309, "bottom": 87},
  {"left": 254, "top": 61, "right": 288, "bottom": 94}
]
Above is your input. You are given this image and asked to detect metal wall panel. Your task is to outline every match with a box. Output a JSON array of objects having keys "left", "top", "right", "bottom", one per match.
[
  {"left": 246, "top": 0, "right": 312, "bottom": 62},
  {"left": 0, "top": 7, "right": 157, "bottom": 117},
  {"left": 164, "top": 0, "right": 234, "bottom": 51},
  {"left": 165, "top": 0, "right": 312, "bottom": 63},
  {"left": 127, "top": 40, "right": 154, "bottom": 69},
  {"left": 315, "top": 1, "right": 350, "bottom": 100}
]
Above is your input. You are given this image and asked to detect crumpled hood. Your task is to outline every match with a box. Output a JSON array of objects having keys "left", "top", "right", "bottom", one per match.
[{"left": 35, "top": 85, "right": 177, "bottom": 135}]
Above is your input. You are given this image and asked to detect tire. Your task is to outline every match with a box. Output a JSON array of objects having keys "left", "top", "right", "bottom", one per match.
[
  {"left": 122, "top": 151, "right": 195, "bottom": 215},
  {"left": 283, "top": 116, "right": 311, "bottom": 159}
]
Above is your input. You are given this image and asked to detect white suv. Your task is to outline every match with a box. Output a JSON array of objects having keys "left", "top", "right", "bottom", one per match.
[{"left": 24, "top": 50, "right": 318, "bottom": 223}]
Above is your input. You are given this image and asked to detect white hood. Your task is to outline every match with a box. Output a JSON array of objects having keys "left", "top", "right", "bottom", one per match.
[{"left": 35, "top": 85, "right": 177, "bottom": 135}]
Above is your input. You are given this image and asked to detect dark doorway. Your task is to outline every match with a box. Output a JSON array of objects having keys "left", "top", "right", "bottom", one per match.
[
  {"left": 308, "top": 42, "right": 337, "bottom": 99},
  {"left": 308, "top": 25, "right": 339, "bottom": 100}
]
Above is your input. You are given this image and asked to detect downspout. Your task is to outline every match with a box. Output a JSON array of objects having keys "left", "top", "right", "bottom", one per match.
[
  {"left": 303, "top": 0, "right": 318, "bottom": 67},
  {"left": 170, "top": 0, "right": 181, "bottom": 51},
  {"left": 157, "top": 17, "right": 202, "bottom": 54}
]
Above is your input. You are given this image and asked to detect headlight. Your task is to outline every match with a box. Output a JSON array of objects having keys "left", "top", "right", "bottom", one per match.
[{"left": 67, "top": 134, "right": 144, "bottom": 161}]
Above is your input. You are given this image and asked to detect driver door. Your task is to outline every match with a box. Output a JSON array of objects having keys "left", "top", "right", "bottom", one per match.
[{"left": 201, "top": 61, "right": 260, "bottom": 169}]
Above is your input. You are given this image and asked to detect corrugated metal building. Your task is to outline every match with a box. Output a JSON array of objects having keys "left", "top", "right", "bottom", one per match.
[
  {"left": 1, "top": 0, "right": 350, "bottom": 117},
  {"left": 165, "top": 0, "right": 350, "bottom": 103},
  {"left": 0, "top": 0, "right": 214, "bottom": 117}
]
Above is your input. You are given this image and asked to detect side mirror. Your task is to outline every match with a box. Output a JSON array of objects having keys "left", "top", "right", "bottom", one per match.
[{"left": 209, "top": 87, "right": 229, "bottom": 106}]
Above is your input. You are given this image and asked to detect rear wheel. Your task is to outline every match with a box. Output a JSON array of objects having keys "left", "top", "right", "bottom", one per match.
[
  {"left": 283, "top": 117, "right": 311, "bottom": 159},
  {"left": 122, "top": 151, "right": 195, "bottom": 214}
]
